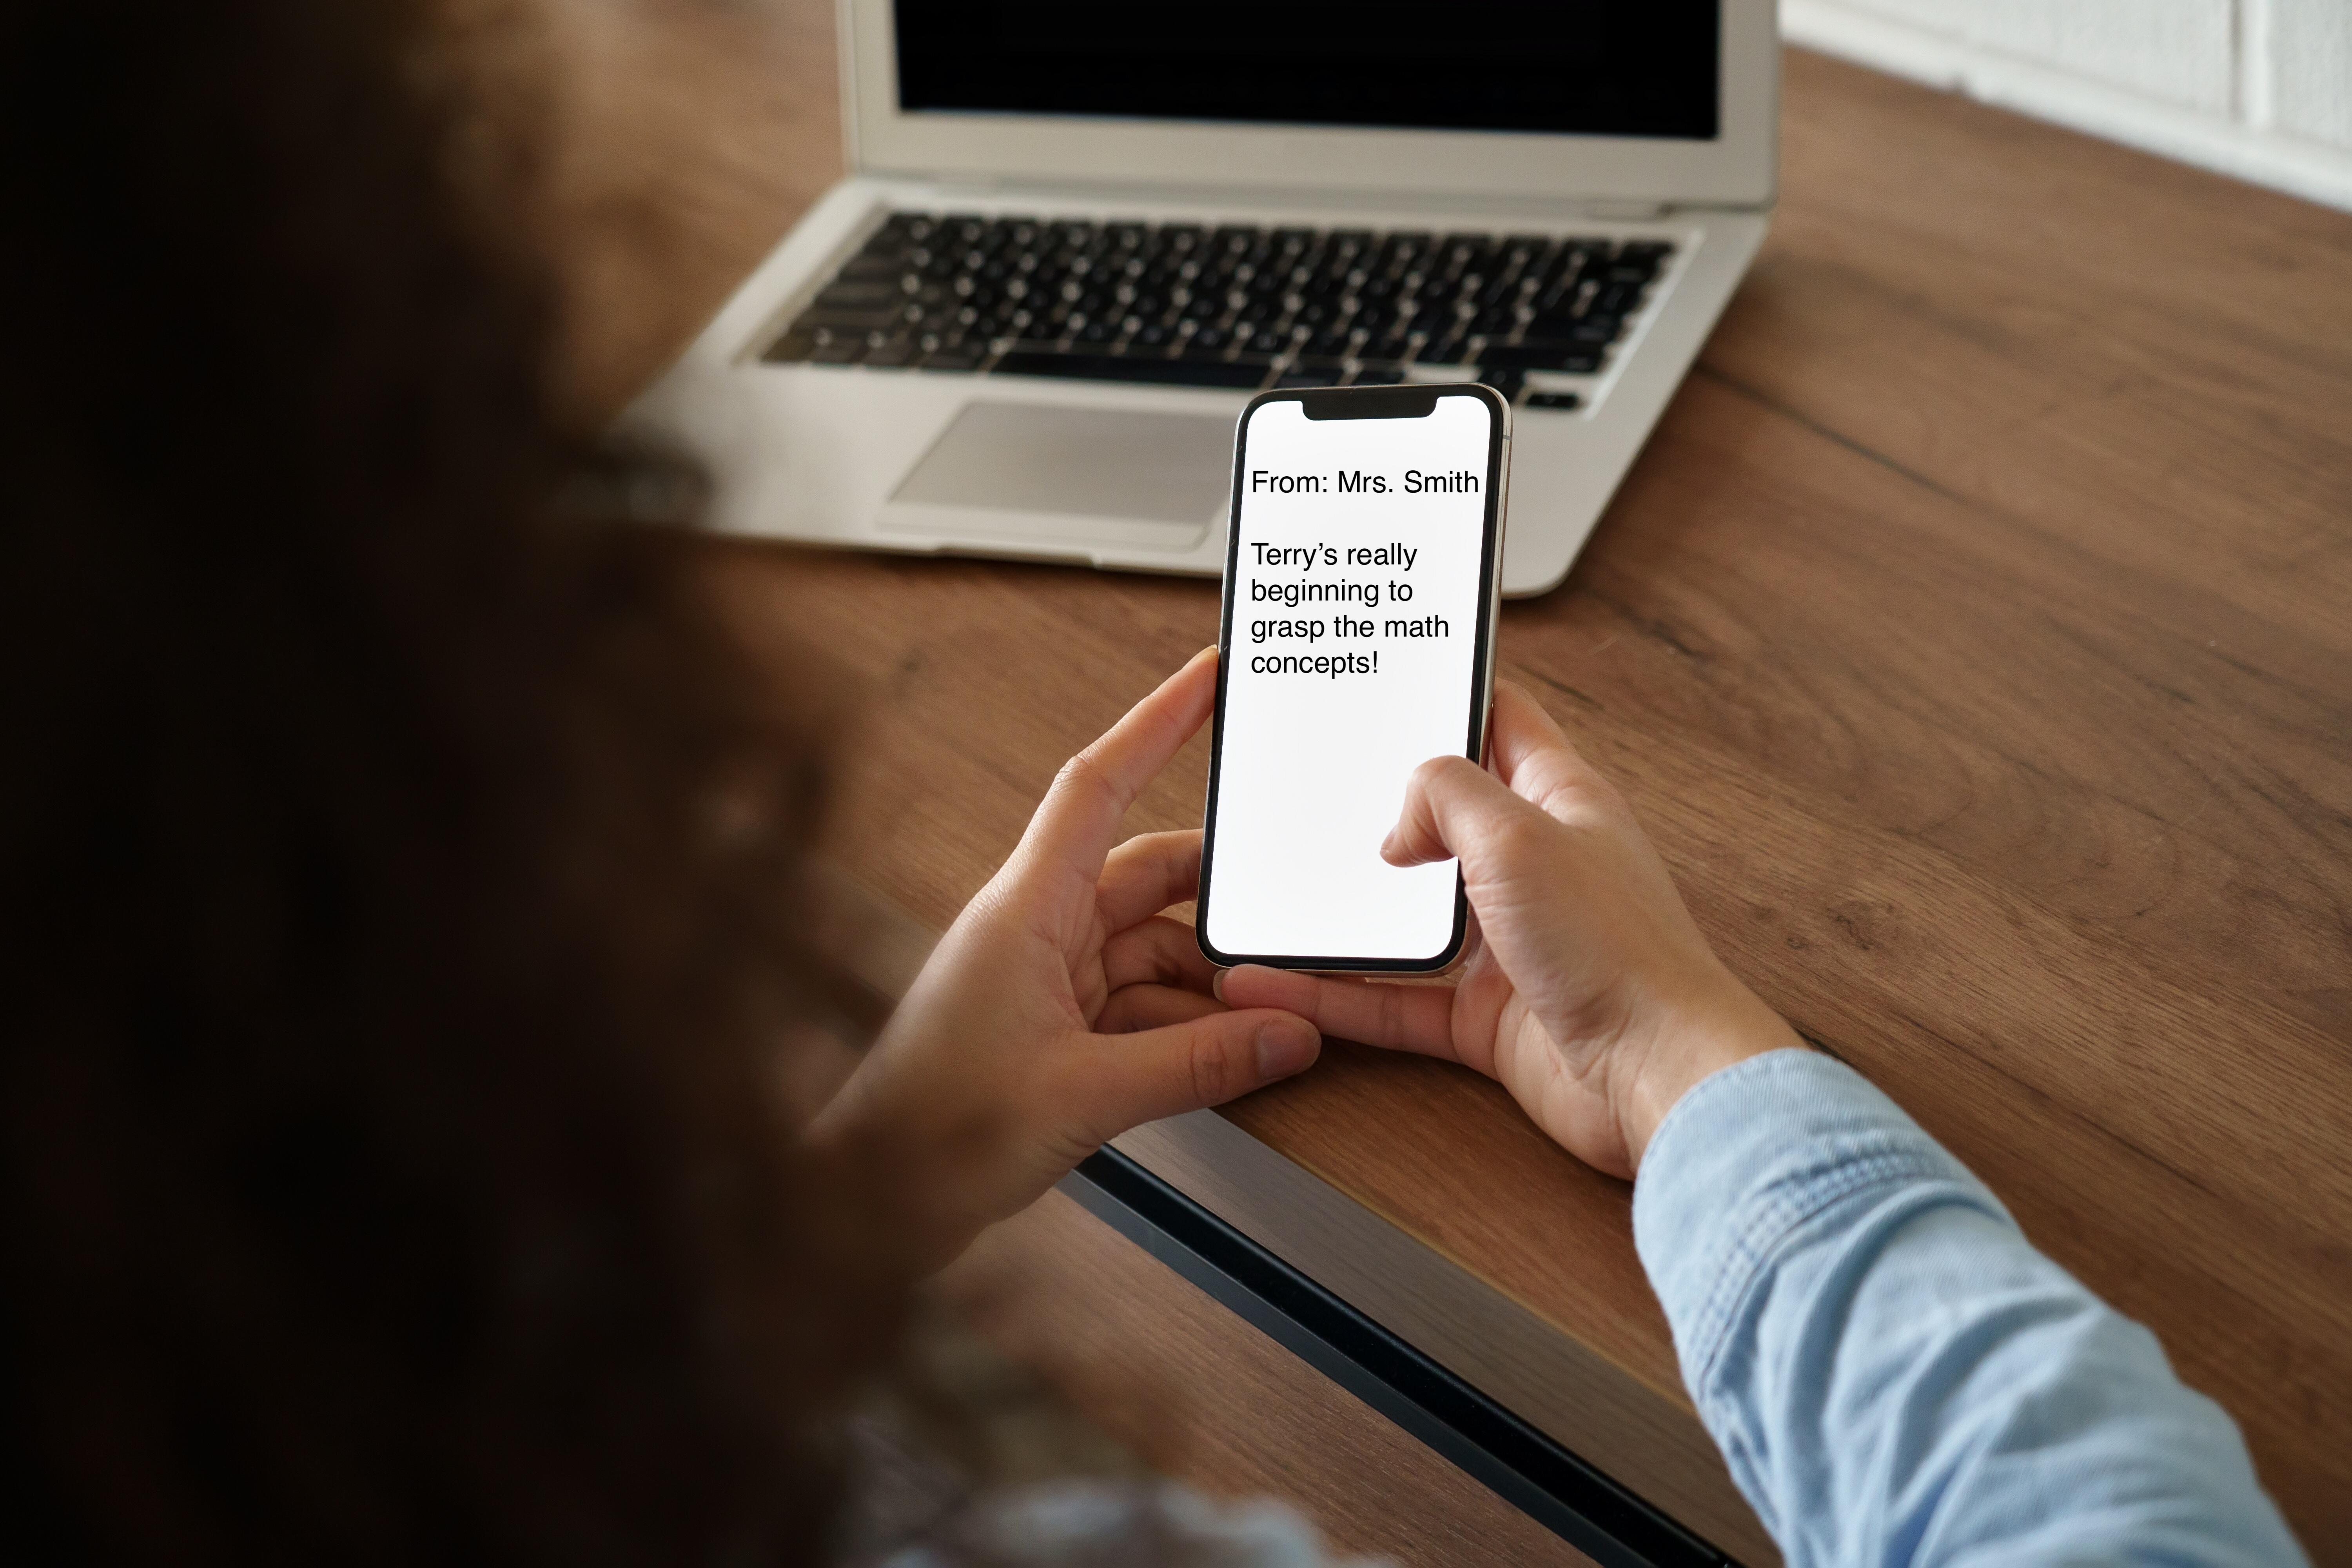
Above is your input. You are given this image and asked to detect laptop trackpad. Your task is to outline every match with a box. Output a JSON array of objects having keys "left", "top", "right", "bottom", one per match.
[{"left": 882, "top": 401, "right": 1229, "bottom": 550}]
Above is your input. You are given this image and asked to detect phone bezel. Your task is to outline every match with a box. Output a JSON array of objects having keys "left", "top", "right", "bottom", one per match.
[{"left": 1195, "top": 382, "right": 1509, "bottom": 976}]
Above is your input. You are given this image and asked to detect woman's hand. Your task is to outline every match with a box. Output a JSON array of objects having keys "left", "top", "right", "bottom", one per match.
[
  {"left": 1218, "top": 681, "right": 1798, "bottom": 1180},
  {"left": 810, "top": 648, "right": 1319, "bottom": 1273}
]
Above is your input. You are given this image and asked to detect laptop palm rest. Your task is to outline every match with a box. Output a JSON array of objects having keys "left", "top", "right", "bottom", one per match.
[{"left": 882, "top": 401, "right": 1228, "bottom": 551}]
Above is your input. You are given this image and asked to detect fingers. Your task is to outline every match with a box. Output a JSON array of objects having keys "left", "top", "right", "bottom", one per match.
[
  {"left": 1379, "top": 684, "right": 1613, "bottom": 870},
  {"left": 1096, "top": 982, "right": 1224, "bottom": 1034},
  {"left": 1487, "top": 680, "right": 1613, "bottom": 815},
  {"left": 1073, "top": 1007, "right": 1321, "bottom": 1140},
  {"left": 1018, "top": 648, "right": 1218, "bottom": 878},
  {"left": 1100, "top": 915, "right": 1221, "bottom": 997},
  {"left": 1486, "top": 681, "right": 1572, "bottom": 782},
  {"left": 1095, "top": 830, "right": 1203, "bottom": 933},
  {"left": 1380, "top": 753, "right": 1521, "bottom": 867},
  {"left": 1214, "top": 965, "right": 1461, "bottom": 1060}
]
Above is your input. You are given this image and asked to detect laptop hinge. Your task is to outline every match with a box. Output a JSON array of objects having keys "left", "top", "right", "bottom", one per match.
[
  {"left": 1582, "top": 199, "right": 1671, "bottom": 221},
  {"left": 897, "top": 178, "right": 1720, "bottom": 223}
]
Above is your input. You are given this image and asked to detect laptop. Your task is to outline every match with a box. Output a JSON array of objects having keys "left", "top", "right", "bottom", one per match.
[{"left": 622, "top": 1, "right": 1777, "bottom": 597}]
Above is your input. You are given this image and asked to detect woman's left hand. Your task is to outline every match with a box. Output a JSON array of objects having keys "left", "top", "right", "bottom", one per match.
[{"left": 809, "top": 648, "right": 1319, "bottom": 1273}]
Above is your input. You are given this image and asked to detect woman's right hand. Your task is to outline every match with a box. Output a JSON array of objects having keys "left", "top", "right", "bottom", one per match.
[{"left": 1215, "top": 681, "right": 1800, "bottom": 1180}]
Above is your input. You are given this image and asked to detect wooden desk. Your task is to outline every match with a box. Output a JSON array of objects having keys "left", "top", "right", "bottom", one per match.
[{"left": 541, "top": 5, "right": 2352, "bottom": 1561}]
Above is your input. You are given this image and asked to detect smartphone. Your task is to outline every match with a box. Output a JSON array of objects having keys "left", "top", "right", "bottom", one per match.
[{"left": 1196, "top": 383, "right": 1508, "bottom": 973}]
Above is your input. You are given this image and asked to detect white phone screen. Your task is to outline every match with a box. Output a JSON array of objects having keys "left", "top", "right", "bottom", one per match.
[{"left": 1200, "top": 391, "right": 1501, "bottom": 967}]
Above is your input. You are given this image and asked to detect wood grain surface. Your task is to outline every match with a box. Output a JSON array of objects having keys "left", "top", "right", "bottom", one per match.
[
  {"left": 940, "top": 1188, "right": 1603, "bottom": 1568},
  {"left": 532, "top": 1, "right": 2352, "bottom": 1555}
]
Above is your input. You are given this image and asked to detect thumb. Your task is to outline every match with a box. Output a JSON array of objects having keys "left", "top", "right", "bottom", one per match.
[
  {"left": 1078, "top": 1008, "right": 1322, "bottom": 1139},
  {"left": 1381, "top": 752, "right": 1527, "bottom": 867}
]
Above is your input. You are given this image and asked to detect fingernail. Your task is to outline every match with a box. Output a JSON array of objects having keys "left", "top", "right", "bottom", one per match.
[
  {"left": 1254, "top": 1017, "right": 1321, "bottom": 1080},
  {"left": 1212, "top": 968, "right": 1229, "bottom": 1002}
]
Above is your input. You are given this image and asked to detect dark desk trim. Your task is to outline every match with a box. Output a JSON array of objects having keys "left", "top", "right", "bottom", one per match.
[{"left": 1063, "top": 1149, "right": 1739, "bottom": 1568}]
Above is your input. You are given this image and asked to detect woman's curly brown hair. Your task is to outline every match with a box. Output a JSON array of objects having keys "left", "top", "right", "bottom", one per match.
[{"left": 0, "top": 1, "right": 889, "bottom": 1561}]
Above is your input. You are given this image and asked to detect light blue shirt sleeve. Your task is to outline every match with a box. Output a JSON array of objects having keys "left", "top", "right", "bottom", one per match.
[{"left": 1632, "top": 1048, "right": 2306, "bottom": 1568}]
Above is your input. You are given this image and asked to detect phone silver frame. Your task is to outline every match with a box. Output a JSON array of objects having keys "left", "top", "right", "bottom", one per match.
[{"left": 1195, "top": 383, "right": 1510, "bottom": 976}]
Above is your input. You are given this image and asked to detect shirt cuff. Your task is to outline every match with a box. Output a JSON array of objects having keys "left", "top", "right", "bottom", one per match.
[{"left": 1631, "top": 1048, "right": 2008, "bottom": 1398}]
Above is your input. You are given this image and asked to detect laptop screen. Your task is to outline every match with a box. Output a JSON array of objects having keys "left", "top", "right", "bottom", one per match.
[{"left": 892, "top": 2, "right": 1720, "bottom": 142}]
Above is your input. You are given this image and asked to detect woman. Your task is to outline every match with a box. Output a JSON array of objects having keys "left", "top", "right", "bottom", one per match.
[{"left": 1, "top": 0, "right": 2306, "bottom": 1564}]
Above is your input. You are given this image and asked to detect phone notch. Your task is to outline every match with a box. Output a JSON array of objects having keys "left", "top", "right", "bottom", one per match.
[{"left": 1296, "top": 385, "right": 1439, "bottom": 421}]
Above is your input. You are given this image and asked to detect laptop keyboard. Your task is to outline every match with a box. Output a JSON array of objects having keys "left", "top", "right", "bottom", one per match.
[{"left": 760, "top": 212, "right": 1674, "bottom": 408}]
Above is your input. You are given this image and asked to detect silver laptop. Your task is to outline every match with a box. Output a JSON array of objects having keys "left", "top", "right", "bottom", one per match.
[{"left": 623, "top": 1, "right": 1777, "bottom": 597}]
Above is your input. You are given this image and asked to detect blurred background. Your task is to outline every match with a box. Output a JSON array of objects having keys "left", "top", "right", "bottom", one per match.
[{"left": 1785, "top": 0, "right": 2352, "bottom": 210}]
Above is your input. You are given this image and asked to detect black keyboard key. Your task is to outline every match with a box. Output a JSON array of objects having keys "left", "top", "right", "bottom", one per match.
[
  {"left": 1211, "top": 225, "right": 1266, "bottom": 260},
  {"left": 1524, "top": 390, "right": 1582, "bottom": 411},
  {"left": 1524, "top": 299, "right": 1617, "bottom": 337},
  {"left": 1350, "top": 364, "right": 1407, "bottom": 385},
  {"left": 862, "top": 337, "right": 915, "bottom": 367},
  {"left": 794, "top": 311, "right": 901, "bottom": 339},
  {"left": 1181, "top": 325, "right": 1232, "bottom": 356},
  {"left": 1419, "top": 326, "right": 1468, "bottom": 360},
  {"left": 1503, "top": 234, "right": 1554, "bottom": 266},
  {"left": 809, "top": 337, "right": 861, "bottom": 364},
  {"left": 762, "top": 331, "right": 818, "bottom": 363},
  {"left": 1276, "top": 368, "right": 1343, "bottom": 388},
  {"left": 813, "top": 278, "right": 900, "bottom": 309},
  {"left": 1469, "top": 304, "right": 1518, "bottom": 336},
  {"left": 1535, "top": 272, "right": 1590, "bottom": 314},
  {"left": 1473, "top": 366, "right": 1526, "bottom": 401},
  {"left": 1377, "top": 232, "right": 1435, "bottom": 269},
  {"left": 920, "top": 347, "right": 985, "bottom": 371},
  {"left": 1480, "top": 343, "right": 1602, "bottom": 374},
  {"left": 1592, "top": 281, "right": 1644, "bottom": 316},
  {"left": 1513, "top": 324, "right": 1617, "bottom": 355},
  {"left": 1438, "top": 235, "right": 1502, "bottom": 275},
  {"left": 993, "top": 351, "right": 1270, "bottom": 389}
]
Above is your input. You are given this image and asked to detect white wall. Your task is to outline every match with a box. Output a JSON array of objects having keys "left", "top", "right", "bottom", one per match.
[{"left": 1782, "top": 0, "right": 2352, "bottom": 211}]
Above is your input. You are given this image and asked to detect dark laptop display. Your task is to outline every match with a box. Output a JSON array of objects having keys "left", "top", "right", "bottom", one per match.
[{"left": 892, "top": 1, "right": 1720, "bottom": 141}]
